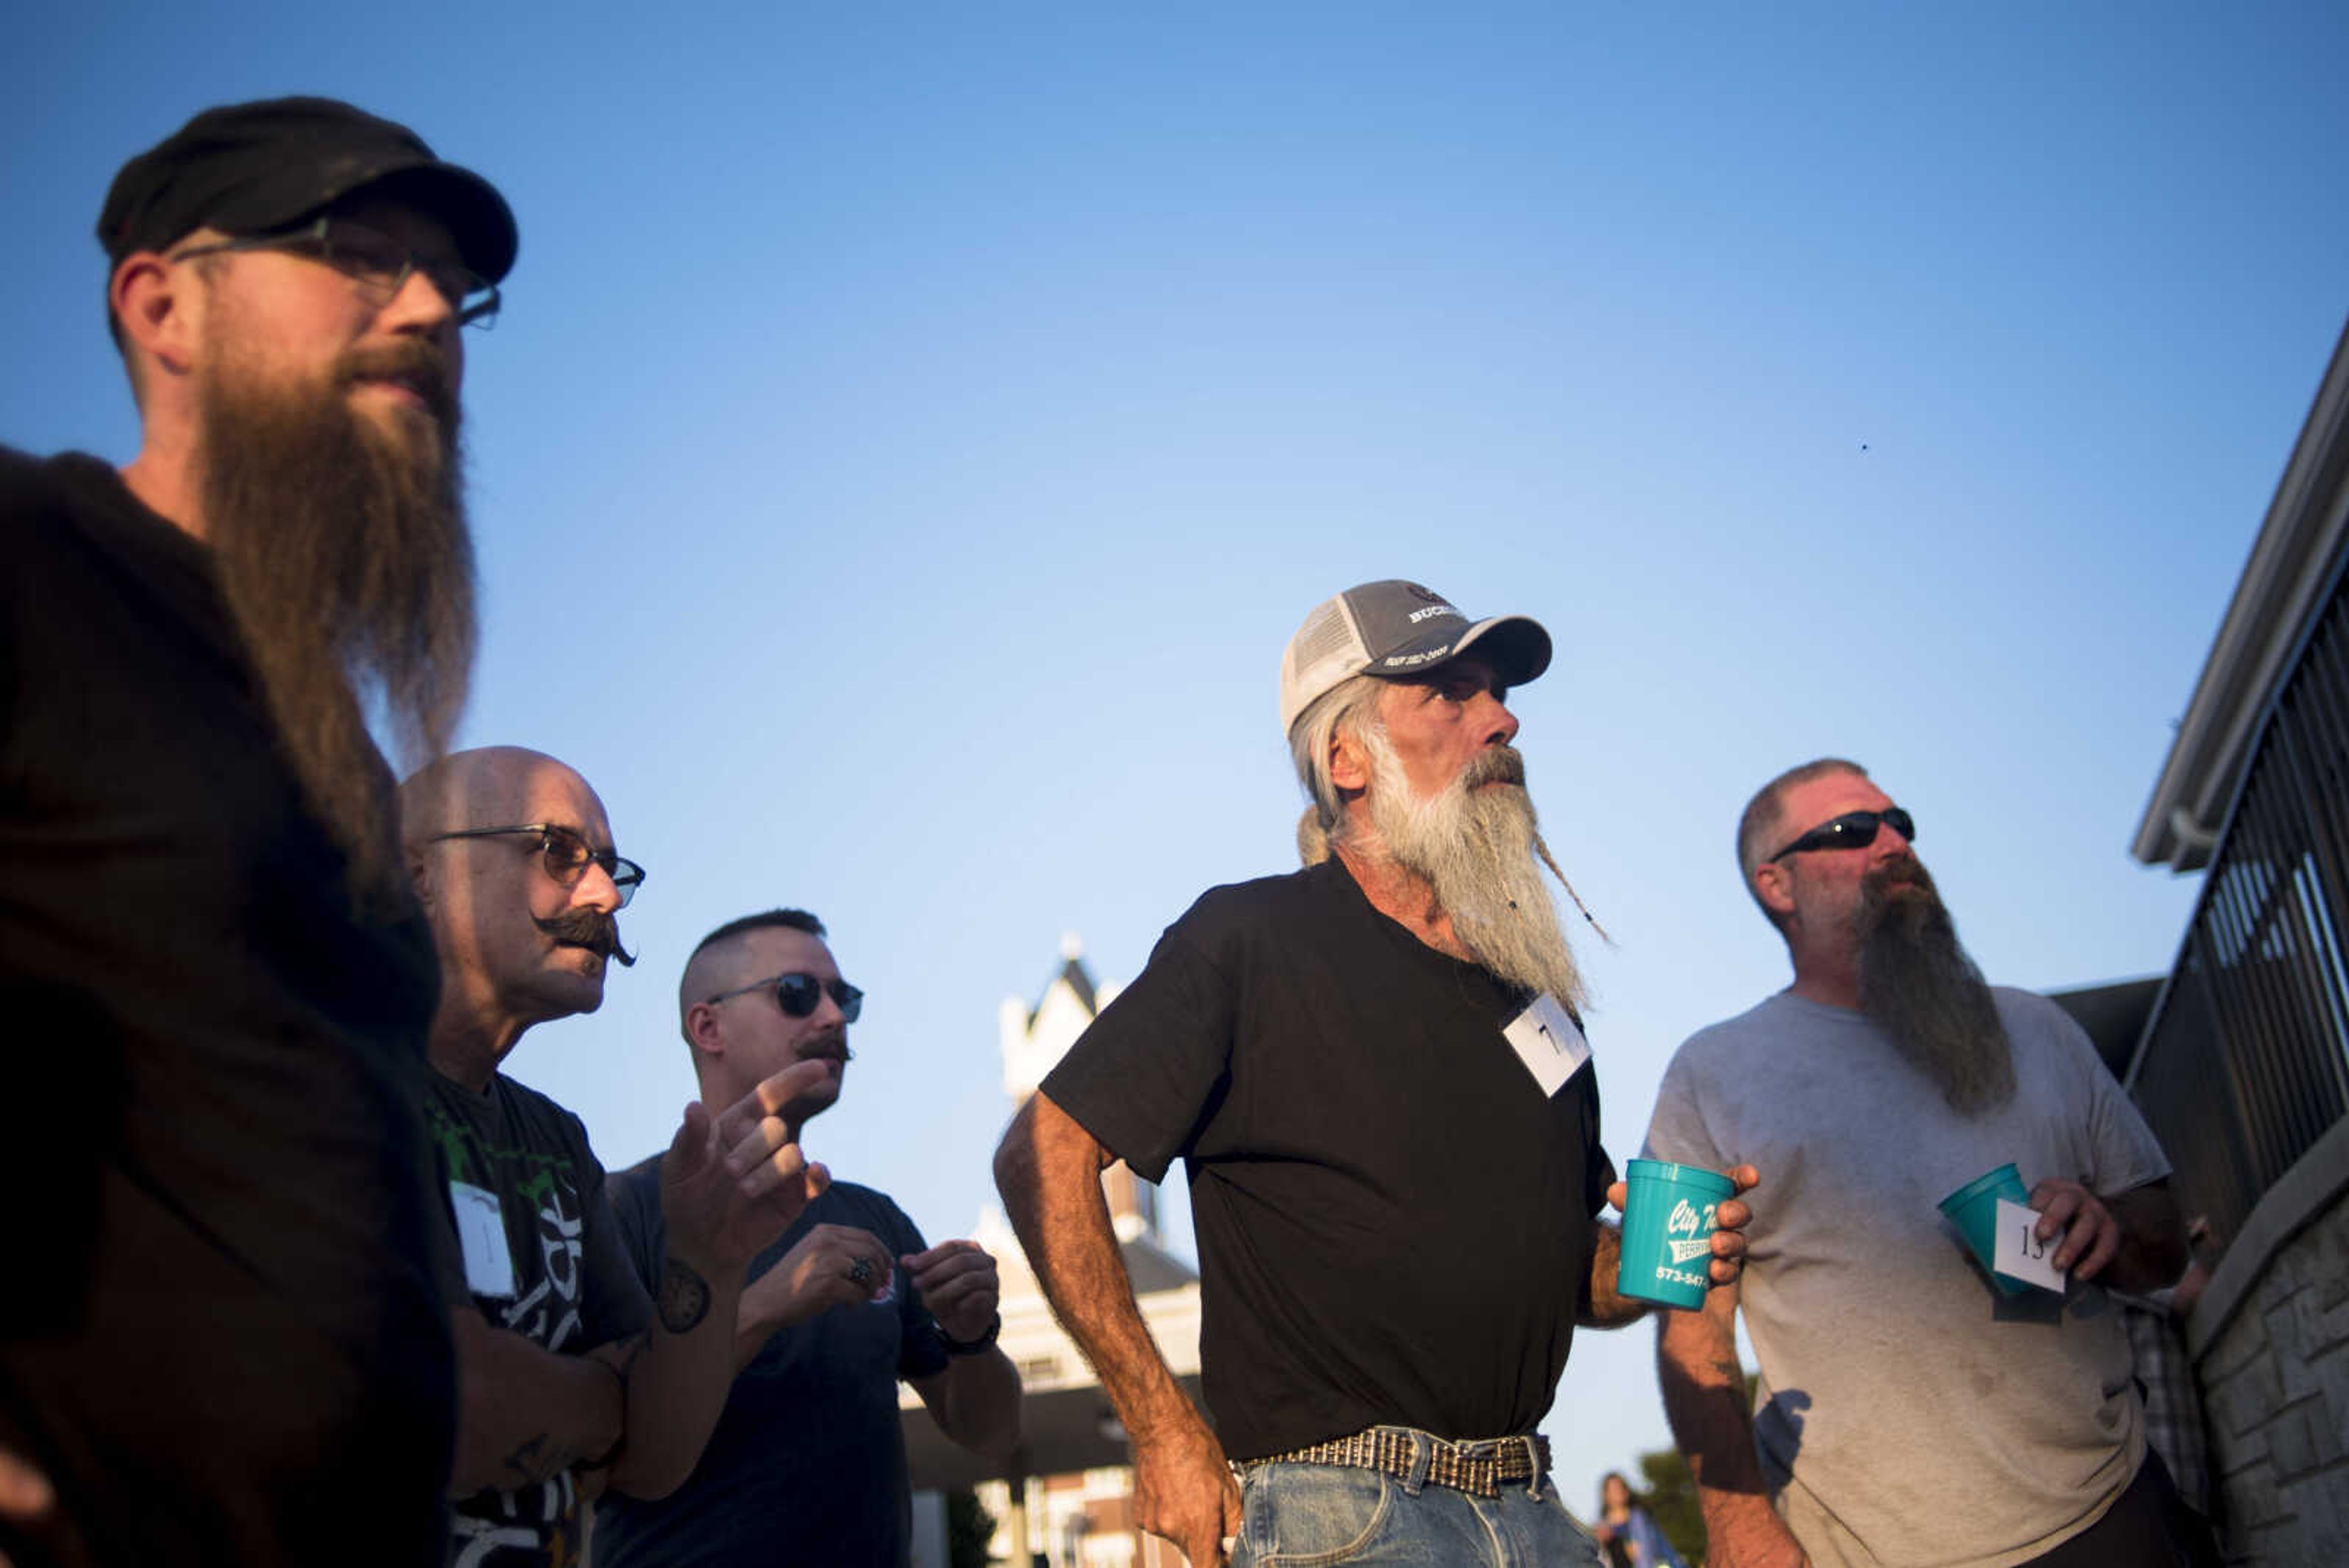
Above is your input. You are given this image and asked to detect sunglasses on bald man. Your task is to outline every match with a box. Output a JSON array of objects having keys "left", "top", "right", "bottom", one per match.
[
  {"left": 1768, "top": 806, "right": 1916, "bottom": 863},
  {"left": 707, "top": 972, "right": 864, "bottom": 1023}
]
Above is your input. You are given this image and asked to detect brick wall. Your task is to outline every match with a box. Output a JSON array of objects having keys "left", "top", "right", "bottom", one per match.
[{"left": 2191, "top": 1124, "right": 2349, "bottom": 1566}]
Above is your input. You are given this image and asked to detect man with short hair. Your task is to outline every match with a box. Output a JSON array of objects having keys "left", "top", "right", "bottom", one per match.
[
  {"left": 1, "top": 96, "right": 515, "bottom": 1567},
  {"left": 995, "top": 580, "right": 1755, "bottom": 1567},
  {"left": 1646, "top": 758, "right": 2215, "bottom": 1567},
  {"left": 594, "top": 908, "right": 1022, "bottom": 1568},
  {"left": 403, "top": 748, "right": 830, "bottom": 1568}
]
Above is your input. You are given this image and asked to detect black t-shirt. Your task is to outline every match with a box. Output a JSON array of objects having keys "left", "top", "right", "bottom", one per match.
[
  {"left": 593, "top": 1169, "right": 950, "bottom": 1568},
  {"left": 423, "top": 1069, "right": 651, "bottom": 1567},
  {"left": 0, "top": 448, "right": 454, "bottom": 1567},
  {"left": 1041, "top": 855, "right": 1614, "bottom": 1460}
]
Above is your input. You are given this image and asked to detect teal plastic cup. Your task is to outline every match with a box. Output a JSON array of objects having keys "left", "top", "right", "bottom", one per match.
[
  {"left": 1620, "top": 1159, "right": 1735, "bottom": 1309},
  {"left": 1939, "top": 1162, "right": 2032, "bottom": 1297}
]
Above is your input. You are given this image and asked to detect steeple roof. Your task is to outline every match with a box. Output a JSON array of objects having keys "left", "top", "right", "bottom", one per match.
[{"left": 1027, "top": 931, "right": 1099, "bottom": 1027}]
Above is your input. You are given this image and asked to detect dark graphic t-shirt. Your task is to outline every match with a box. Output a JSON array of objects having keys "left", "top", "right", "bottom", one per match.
[{"left": 425, "top": 1070, "right": 651, "bottom": 1568}]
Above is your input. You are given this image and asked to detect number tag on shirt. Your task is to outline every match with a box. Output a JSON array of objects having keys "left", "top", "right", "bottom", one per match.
[
  {"left": 450, "top": 1180, "right": 517, "bottom": 1299},
  {"left": 1992, "top": 1198, "right": 2068, "bottom": 1292},
  {"left": 1502, "top": 992, "right": 1590, "bottom": 1097}
]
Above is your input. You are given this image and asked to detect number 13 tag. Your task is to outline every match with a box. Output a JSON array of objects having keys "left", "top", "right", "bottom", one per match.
[{"left": 1992, "top": 1198, "right": 2067, "bottom": 1292}]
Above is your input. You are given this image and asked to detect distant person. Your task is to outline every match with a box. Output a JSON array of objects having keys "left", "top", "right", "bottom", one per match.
[
  {"left": 402, "top": 748, "right": 829, "bottom": 1567},
  {"left": 1, "top": 95, "right": 516, "bottom": 1567},
  {"left": 996, "top": 579, "right": 1754, "bottom": 1567},
  {"left": 1644, "top": 758, "right": 2220, "bottom": 1567},
  {"left": 1594, "top": 1471, "right": 1687, "bottom": 1568},
  {"left": 595, "top": 908, "right": 1021, "bottom": 1568}
]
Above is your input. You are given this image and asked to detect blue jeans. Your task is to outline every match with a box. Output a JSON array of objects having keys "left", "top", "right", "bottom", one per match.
[{"left": 1233, "top": 1429, "right": 1605, "bottom": 1567}]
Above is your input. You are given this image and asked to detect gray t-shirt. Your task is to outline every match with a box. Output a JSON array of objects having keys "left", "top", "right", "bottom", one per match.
[{"left": 1641, "top": 988, "right": 2170, "bottom": 1568}]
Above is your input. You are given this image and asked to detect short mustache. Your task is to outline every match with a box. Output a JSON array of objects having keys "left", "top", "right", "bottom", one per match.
[
  {"left": 535, "top": 908, "right": 636, "bottom": 968},
  {"left": 1460, "top": 745, "right": 1527, "bottom": 790},
  {"left": 340, "top": 341, "right": 457, "bottom": 429},
  {"left": 800, "top": 1028, "right": 853, "bottom": 1065},
  {"left": 1863, "top": 853, "right": 1932, "bottom": 896}
]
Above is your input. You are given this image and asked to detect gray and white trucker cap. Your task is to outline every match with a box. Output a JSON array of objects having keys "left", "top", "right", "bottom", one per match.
[{"left": 1278, "top": 579, "right": 1552, "bottom": 739}]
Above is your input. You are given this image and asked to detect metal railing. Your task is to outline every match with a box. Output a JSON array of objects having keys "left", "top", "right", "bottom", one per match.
[{"left": 2125, "top": 557, "right": 2349, "bottom": 1246}]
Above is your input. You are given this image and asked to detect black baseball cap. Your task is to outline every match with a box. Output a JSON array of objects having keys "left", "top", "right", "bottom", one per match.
[{"left": 98, "top": 96, "right": 518, "bottom": 282}]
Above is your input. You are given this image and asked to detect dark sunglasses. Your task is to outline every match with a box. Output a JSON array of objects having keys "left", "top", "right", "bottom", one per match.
[
  {"left": 1768, "top": 806, "right": 1916, "bottom": 863},
  {"left": 428, "top": 823, "right": 645, "bottom": 907},
  {"left": 708, "top": 971, "right": 864, "bottom": 1023}
]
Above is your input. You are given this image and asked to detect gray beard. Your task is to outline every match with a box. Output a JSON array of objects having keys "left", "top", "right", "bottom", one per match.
[
  {"left": 1362, "top": 733, "right": 1585, "bottom": 1010},
  {"left": 198, "top": 332, "right": 476, "bottom": 905},
  {"left": 1853, "top": 860, "right": 2014, "bottom": 1116}
]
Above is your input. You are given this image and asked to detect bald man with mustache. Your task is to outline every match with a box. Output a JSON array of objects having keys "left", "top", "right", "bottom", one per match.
[{"left": 401, "top": 746, "right": 830, "bottom": 1568}]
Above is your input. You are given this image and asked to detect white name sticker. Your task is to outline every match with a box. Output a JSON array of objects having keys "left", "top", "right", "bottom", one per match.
[
  {"left": 1502, "top": 992, "right": 1590, "bottom": 1097},
  {"left": 450, "top": 1180, "right": 517, "bottom": 1299},
  {"left": 1992, "top": 1198, "right": 2068, "bottom": 1293}
]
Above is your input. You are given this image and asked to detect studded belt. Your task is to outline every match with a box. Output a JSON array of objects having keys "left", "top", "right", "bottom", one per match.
[{"left": 1239, "top": 1429, "right": 1549, "bottom": 1499}]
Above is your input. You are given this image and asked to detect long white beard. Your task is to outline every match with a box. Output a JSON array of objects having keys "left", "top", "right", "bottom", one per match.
[{"left": 1362, "top": 732, "right": 1585, "bottom": 1009}]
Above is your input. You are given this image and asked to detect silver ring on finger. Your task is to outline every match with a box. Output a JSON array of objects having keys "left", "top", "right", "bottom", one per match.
[{"left": 847, "top": 1256, "right": 875, "bottom": 1287}]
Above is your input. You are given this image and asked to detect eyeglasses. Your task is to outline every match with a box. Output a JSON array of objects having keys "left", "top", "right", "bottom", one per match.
[
  {"left": 707, "top": 972, "right": 864, "bottom": 1023},
  {"left": 428, "top": 823, "right": 645, "bottom": 905},
  {"left": 1768, "top": 806, "right": 1916, "bottom": 863},
  {"left": 171, "top": 216, "right": 500, "bottom": 328}
]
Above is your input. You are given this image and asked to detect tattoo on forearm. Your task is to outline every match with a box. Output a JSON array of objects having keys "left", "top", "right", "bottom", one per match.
[{"left": 659, "top": 1258, "right": 711, "bottom": 1333}]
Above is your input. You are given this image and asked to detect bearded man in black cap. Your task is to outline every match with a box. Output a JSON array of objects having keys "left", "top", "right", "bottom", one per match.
[
  {"left": 0, "top": 98, "right": 515, "bottom": 1567},
  {"left": 995, "top": 581, "right": 1757, "bottom": 1568}
]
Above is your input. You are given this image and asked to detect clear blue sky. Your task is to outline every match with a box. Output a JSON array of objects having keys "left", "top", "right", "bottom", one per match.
[{"left": 9, "top": 0, "right": 2345, "bottom": 1521}]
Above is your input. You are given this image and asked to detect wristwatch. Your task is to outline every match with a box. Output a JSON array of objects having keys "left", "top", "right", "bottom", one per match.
[{"left": 940, "top": 1311, "right": 1001, "bottom": 1355}]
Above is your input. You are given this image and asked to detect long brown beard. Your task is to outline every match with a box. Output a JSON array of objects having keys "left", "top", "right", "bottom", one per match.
[
  {"left": 1364, "top": 734, "right": 1586, "bottom": 1009},
  {"left": 1854, "top": 858, "right": 2014, "bottom": 1115},
  {"left": 198, "top": 333, "right": 477, "bottom": 905}
]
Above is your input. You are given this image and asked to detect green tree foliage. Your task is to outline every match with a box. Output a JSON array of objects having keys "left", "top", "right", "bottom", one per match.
[
  {"left": 946, "top": 1488, "right": 996, "bottom": 1568},
  {"left": 1637, "top": 1446, "right": 1706, "bottom": 1564}
]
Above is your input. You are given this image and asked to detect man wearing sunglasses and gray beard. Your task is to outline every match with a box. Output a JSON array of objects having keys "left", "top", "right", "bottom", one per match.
[
  {"left": 1644, "top": 758, "right": 2217, "bottom": 1568},
  {"left": 401, "top": 748, "right": 832, "bottom": 1568},
  {"left": 592, "top": 909, "right": 1021, "bottom": 1568}
]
